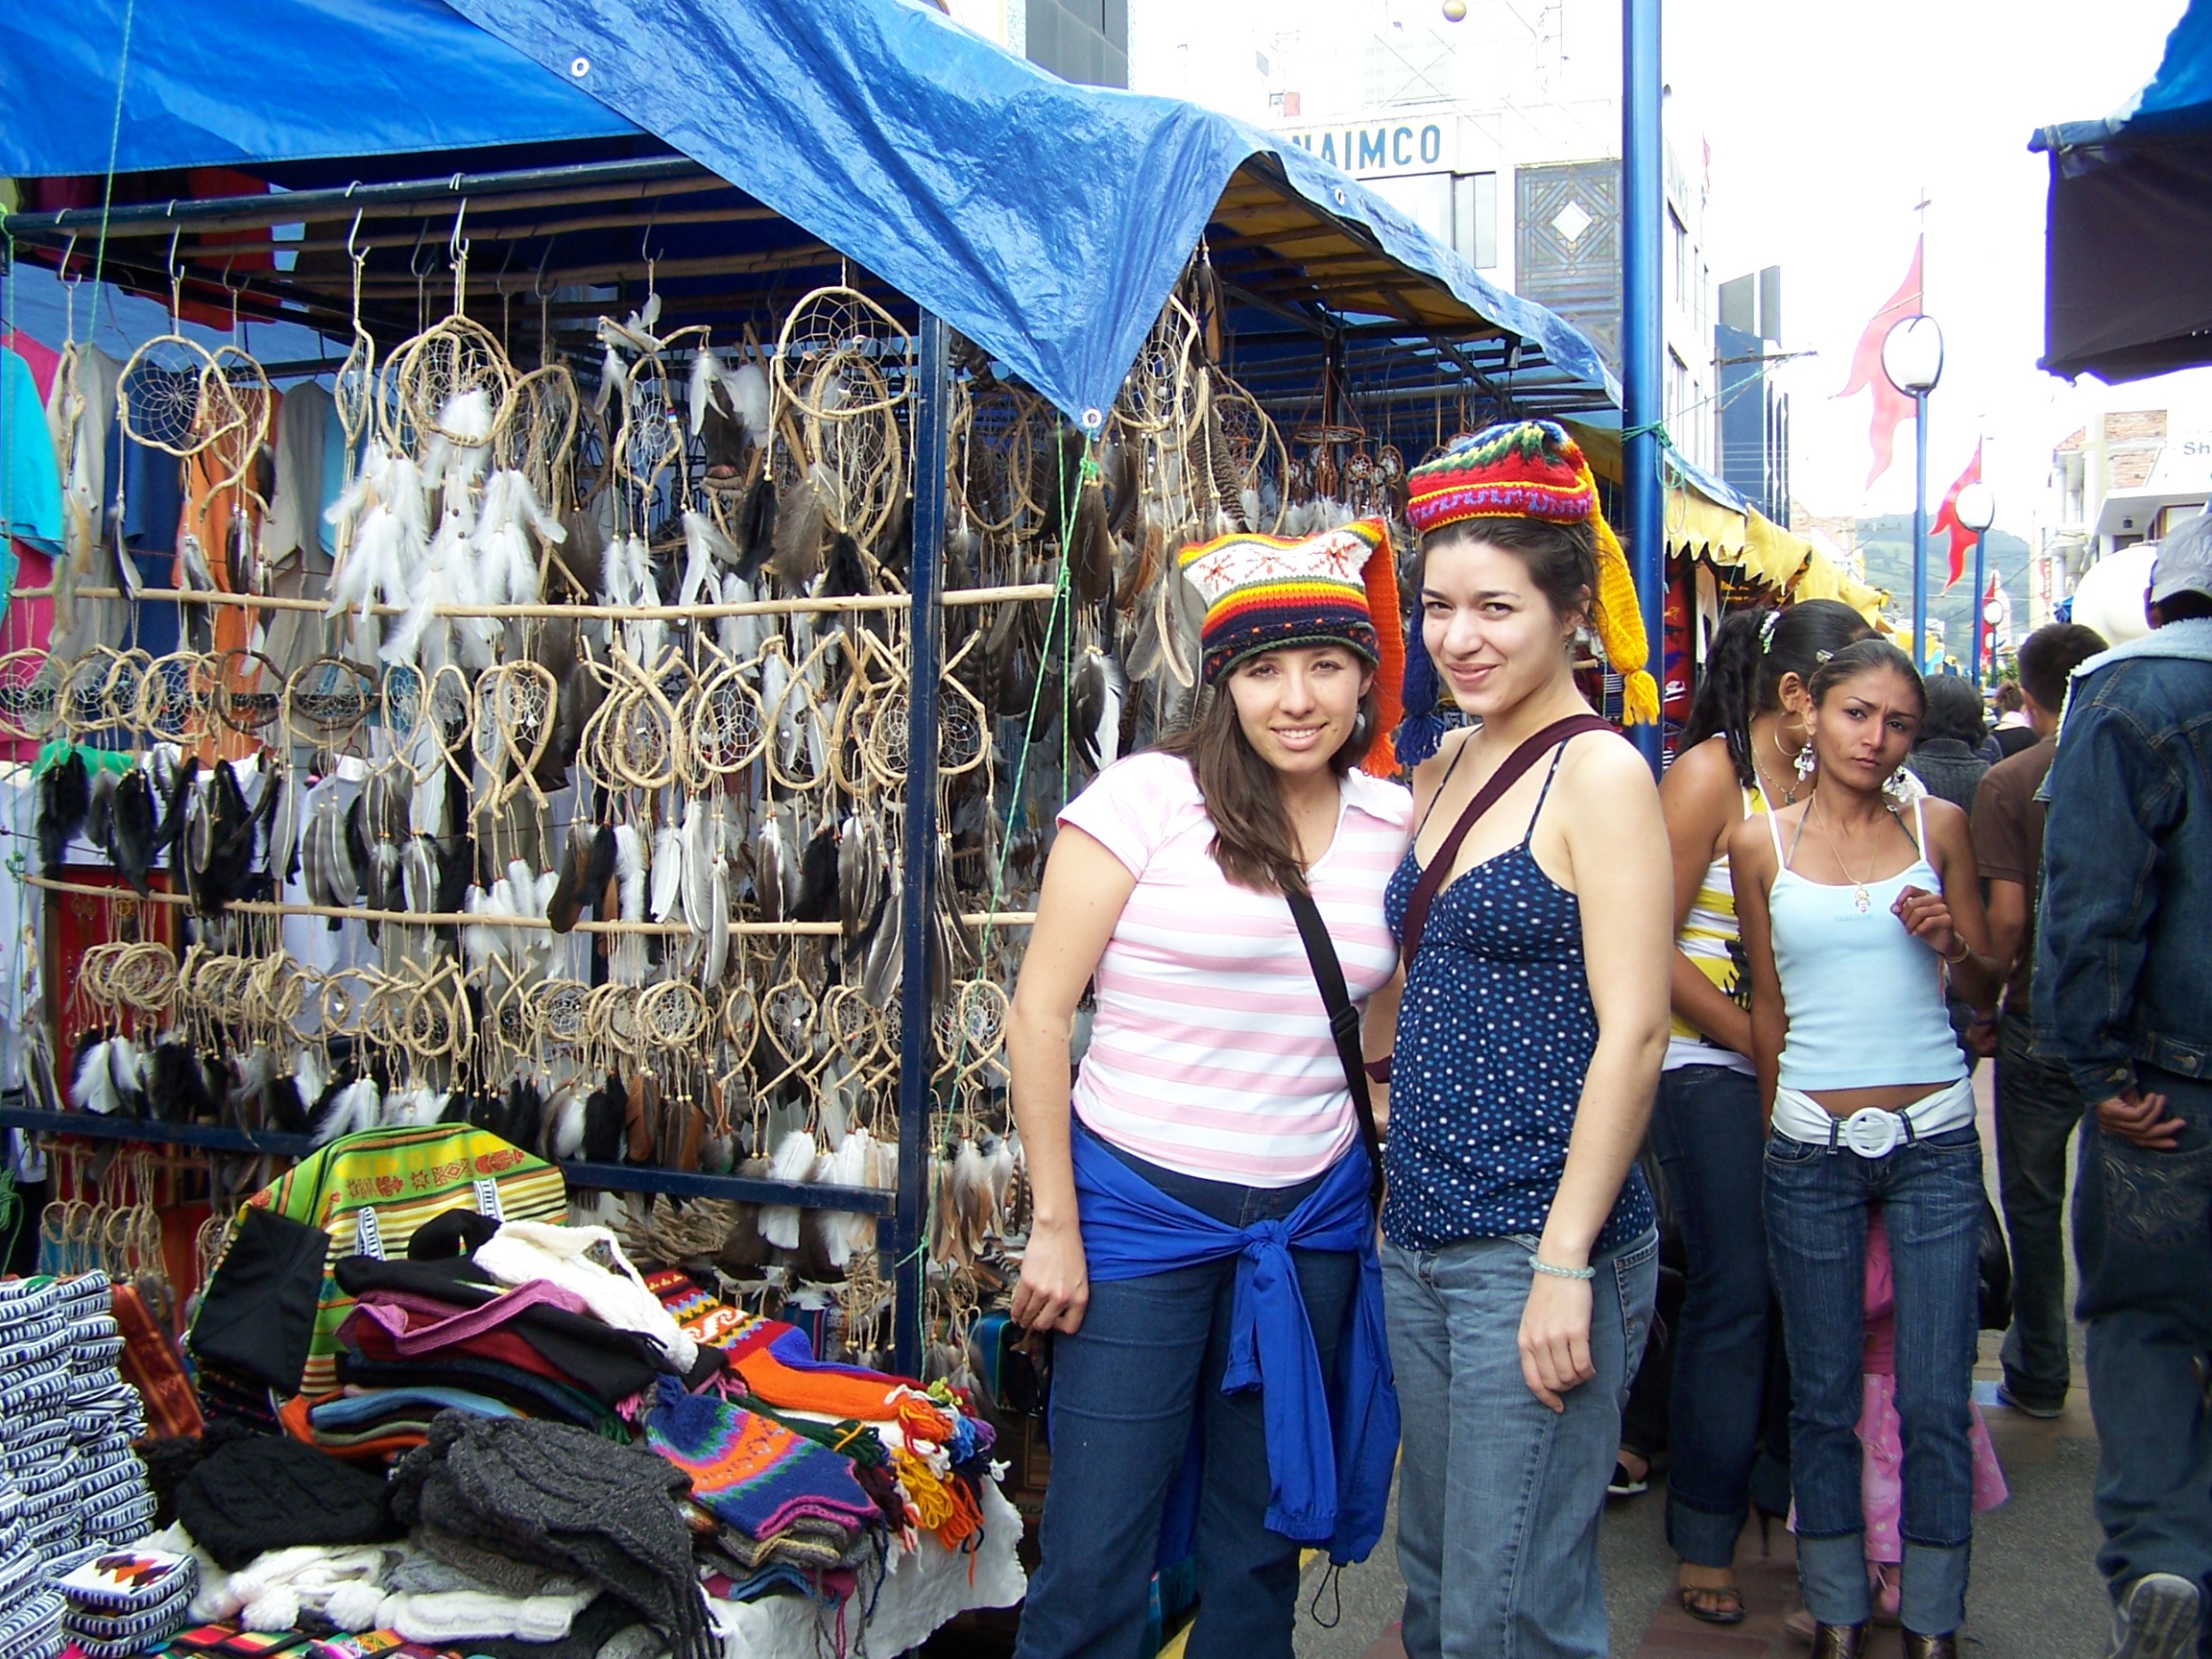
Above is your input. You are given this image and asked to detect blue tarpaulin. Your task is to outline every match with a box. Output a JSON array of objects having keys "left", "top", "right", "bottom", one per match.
[
  {"left": 2032, "top": 0, "right": 2212, "bottom": 380},
  {"left": 1, "top": 0, "right": 1612, "bottom": 422}
]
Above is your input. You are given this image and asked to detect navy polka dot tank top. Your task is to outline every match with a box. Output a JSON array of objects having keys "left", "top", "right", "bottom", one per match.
[{"left": 1381, "top": 743, "right": 1655, "bottom": 1254}]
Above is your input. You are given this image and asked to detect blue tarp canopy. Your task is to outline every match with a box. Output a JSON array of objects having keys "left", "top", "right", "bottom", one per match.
[
  {"left": 2032, "top": 0, "right": 2212, "bottom": 381},
  {"left": 0, "top": 0, "right": 1615, "bottom": 424}
]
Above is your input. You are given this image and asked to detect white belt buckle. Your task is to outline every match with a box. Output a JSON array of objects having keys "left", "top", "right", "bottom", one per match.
[{"left": 1840, "top": 1107, "right": 1903, "bottom": 1158}]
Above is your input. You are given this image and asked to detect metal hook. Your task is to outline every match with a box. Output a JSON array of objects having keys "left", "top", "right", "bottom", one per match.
[
  {"left": 531, "top": 234, "right": 559, "bottom": 301},
  {"left": 449, "top": 198, "right": 470, "bottom": 268},
  {"left": 408, "top": 220, "right": 435, "bottom": 281},
  {"left": 346, "top": 207, "right": 367, "bottom": 266}
]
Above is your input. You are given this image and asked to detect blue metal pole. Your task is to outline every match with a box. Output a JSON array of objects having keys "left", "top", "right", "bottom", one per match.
[
  {"left": 1970, "top": 529, "right": 1988, "bottom": 686},
  {"left": 1911, "top": 389, "right": 1930, "bottom": 672},
  {"left": 1623, "top": 0, "right": 1665, "bottom": 775},
  {"left": 893, "top": 313, "right": 949, "bottom": 1380}
]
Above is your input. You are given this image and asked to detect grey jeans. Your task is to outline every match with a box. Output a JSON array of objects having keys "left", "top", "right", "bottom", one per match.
[{"left": 1383, "top": 1229, "right": 1659, "bottom": 1659}]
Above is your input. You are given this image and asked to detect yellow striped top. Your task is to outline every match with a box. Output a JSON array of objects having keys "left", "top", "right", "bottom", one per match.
[{"left": 1664, "top": 785, "right": 1768, "bottom": 1070}]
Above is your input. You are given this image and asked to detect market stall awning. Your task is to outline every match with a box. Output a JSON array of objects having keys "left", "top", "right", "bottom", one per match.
[
  {"left": 0, "top": 0, "right": 1615, "bottom": 424},
  {"left": 2032, "top": 0, "right": 2212, "bottom": 381}
]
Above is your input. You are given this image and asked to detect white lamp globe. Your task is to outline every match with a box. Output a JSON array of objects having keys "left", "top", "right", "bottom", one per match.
[
  {"left": 1882, "top": 314, "right": 1945, "bottom": 395},
  {"left": 1955, "top": 481, "right": 1995, "bottom": 535}
]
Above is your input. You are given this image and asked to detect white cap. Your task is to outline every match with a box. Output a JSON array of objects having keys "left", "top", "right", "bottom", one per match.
[{"left": 2150, "top": 511, "right": 2212, "bottom": 607}]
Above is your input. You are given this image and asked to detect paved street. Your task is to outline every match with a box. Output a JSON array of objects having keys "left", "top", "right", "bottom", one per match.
[{"left": 1287, "top": 1067, "right": 2115, "bottom": 1659}]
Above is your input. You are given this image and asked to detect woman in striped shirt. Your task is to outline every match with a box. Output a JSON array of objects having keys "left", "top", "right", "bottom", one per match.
[{"left": 1008, "top": 520, "right": 1410, "bottom": 1659}]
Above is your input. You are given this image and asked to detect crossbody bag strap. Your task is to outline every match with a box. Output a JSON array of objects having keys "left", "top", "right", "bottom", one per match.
[
  {"left": 1286, "top": 888, "right": 1385, "bottom": 1213},
  {"left": 1398, "top": 713, "right": 1616, "bottom": 963}
]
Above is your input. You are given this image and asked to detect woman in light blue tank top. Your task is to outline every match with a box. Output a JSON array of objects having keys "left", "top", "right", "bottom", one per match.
[{"left": 1730, "top": 641, "right": 2004, "bottom": 1659}]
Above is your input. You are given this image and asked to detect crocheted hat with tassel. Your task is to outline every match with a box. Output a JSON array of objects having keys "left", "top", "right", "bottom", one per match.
[
  {"left": 1178, "top": 517, "right": 1406, "bottom": 776},
  {"left": 1397, "top": 420, "right": 1659, "bottom": 761}
]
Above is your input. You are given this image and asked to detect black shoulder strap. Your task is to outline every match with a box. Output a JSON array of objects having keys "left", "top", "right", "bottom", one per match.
[{"left": 1286, "top": 888, "right": 1385, "bottom": 1213}]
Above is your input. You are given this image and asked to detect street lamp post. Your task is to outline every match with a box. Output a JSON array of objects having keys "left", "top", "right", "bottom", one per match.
[
  {"left": 1955, "top": 480, "right": 1996, "bottom": 685},
  {"left": 1882, "top": 316, "right": 1945, "bottom": 670}
]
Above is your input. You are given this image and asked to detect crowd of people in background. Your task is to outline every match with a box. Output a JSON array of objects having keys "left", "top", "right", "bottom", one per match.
[{"left": 1003, "top": 417, "right": 2212, "bottom": 1659}]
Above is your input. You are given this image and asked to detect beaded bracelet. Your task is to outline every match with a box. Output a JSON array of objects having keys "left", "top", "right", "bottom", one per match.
[{"left": 1529, "top": 1257, "right": 1596, "bottom": 1281}]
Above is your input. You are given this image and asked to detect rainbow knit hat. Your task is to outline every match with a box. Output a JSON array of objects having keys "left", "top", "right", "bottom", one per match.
[
  {"left": 1400, "top": 420, "right": 1659, "bottom": 742},
  {"left": 1179, "top": 517, "right": 1406, "bottom": 775}
]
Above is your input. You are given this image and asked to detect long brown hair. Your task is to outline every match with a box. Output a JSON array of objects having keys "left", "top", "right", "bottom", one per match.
[{"left": 1156, "top": 669, "right": 1380, "bottom": 898}]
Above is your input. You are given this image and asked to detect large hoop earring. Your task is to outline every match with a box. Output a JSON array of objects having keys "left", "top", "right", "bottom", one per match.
[
  {"left": 1793, "top": 742, "right": 1815, "bottom": 783},
  {"left": 1347, "top": 708, "right": 1372, "bottom": 753}
]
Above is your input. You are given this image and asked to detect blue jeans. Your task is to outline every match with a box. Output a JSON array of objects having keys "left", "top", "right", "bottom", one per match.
[
  {"left": 1015, "top": 1144, "right": 1359, "bottom": 1659},
  {"left": 1764, "top": 1124, "right": 1984, "bottom": 1635},
  {"left": 2074, "top": 1065, "right": 2212, "bottom": 1647},
  {"left": 1651, "top": 1064, "right": 1783, "bottom": 1567},
  {"left": 1382, "top": 1228, "right": 1657, "bottom": 1659},
  {"left": 1994, "top": 1010, "right": 2087, "bottom": 1411}
]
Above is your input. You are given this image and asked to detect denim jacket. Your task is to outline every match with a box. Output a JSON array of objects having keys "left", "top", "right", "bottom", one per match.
[{"left": 2032, "top": 618, "right": 2212, "bottom": 1099}]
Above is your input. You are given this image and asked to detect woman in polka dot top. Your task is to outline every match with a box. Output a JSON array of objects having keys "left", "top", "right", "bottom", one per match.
[{"left": 1381, "top": 423, "right": 1674, "bottom": 1659}]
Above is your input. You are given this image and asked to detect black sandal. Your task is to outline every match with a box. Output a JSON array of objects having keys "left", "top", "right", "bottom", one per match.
[{"left": 1677, "top": 1584, "right": 1746, "bottom": 1625}]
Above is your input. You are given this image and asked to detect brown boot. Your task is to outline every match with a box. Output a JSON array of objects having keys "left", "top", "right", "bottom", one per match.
[
  {"left": 1812, "top": 1625, "right": 1867, "bottom": 1658},
  {"left": 1901, "top": 1636, "right": 1958, "bottom": 1659}
]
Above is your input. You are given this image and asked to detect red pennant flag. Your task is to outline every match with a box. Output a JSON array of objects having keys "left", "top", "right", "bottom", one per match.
[
  {"left": 1934, "top": 440, "right": 1984, "bottom": 589},
  {"left": 1835, "top": 238, "right": 1925, "bottom": 490}
]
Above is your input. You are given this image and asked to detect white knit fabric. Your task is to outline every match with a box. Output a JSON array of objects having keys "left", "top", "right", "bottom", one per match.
[{"left": 472, "top": 1221, "right": 697, "bottom": 1371}]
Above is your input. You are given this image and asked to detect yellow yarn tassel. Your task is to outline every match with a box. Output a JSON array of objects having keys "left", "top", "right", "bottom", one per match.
[{"left": 1576, "top": 460, "right": 1660, "bottom": 726}]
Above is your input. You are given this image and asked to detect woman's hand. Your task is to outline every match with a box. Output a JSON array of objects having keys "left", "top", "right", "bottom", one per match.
[
  {"left": 1892, "top": 884, "right": 1960, "bottom": 959},
  {"left": 1011, "top": 1216, "right": 1091, "bottom": 1334},
  {"left": 1518, "top": 1270, "right": 1596, "bottom": 1412}
]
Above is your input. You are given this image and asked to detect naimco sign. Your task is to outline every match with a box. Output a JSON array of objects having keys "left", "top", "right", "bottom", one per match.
[{"left": 1281, "top": 119, "right": 1451, "bottom": 178}]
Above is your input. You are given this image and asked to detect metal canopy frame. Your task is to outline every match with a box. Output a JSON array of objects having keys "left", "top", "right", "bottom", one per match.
[{"left": 1, "top": 140, "right": 1616, "bottom": 1376}]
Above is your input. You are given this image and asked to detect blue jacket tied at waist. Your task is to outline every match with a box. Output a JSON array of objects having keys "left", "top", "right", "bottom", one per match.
[{"left": 1070, "top": 1129, "right": 1399, "bottom": 1563}]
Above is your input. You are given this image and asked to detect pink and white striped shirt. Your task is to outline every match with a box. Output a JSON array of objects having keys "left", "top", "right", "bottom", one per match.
[{"left": 1058, "top": 751, "right": 1412, "bottom": 1186}]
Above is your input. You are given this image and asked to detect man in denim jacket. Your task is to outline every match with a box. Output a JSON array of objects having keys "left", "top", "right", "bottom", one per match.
[{"left": 2035, "top": 512, "right": 2212, "bottom": 1659}]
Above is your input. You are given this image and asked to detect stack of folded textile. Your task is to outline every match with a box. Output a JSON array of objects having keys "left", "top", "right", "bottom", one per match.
[
  {"left": 387, "top": 1411, "right": 715, "bottom": 1659},
  {"left": 646, "top": 1272, "right": 999, "bottom": 1567},
  {"left": 643, "top": 1377, "right": 888, "bottom": 1605},
  {"left": 0, "top": 1478, "right": 63, "bottom": 1659},
  {"left": 0, "top": 1274, "right": 156, "bottom": 1566},
  {"left": 320, "top": 1238, "right": 695, "bottom": 1449},
  {"left": 53, "top": 1546, "right": 199, "bottom": 1658}
]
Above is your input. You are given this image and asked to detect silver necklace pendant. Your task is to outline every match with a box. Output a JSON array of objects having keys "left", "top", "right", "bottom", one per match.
[{"left": 1853, "top": 883, "right": 1871, "bottom": 914}]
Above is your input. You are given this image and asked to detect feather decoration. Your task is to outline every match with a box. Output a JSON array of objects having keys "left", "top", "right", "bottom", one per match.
[
  {"left": 645, "top": 827, "right": 681, "bottom": 928},
  {"left": 734, "top": 477, "right": 777, "bottom": 581},
  {"left": 754, "top": 813, "right": 790, "bottom": 924},
  {"left": 682, "top": 801, "right": 712, "bottom": 934},
  {"left": 37, "top": 752, "right": 91, "bottom": 876},
  {"left": 769, "top": 473, "right": 827, "bottom": 589},
  {"left": 859, "top": 860, "right": 902, "bottom": 1007},
  {"left": 612, "top": 827, "right": 645, "bottom": 922},
  {"left": 718, "top": 570, "right": 759, "bottom": 661},
  {"left": 819, "top": 532, "right": 872, "bottom": 608},
  {"left": 1068, "top": 479, "right": 1113, "bottom": 607},
  {"left": 547, "top": 820, "right": 598, "bottom": 935},
  {"left": 84, "top": 768, "right": 118, "bottom": 858},
  {"left": 264, "top": 1067, "right": 309, "bottom": 1136},
  {"left": 727, "top": 362, "right": 770, "bottom": 445},
  {"left": 757, "top": 1129, "right": 817, "bottom": 1251},
  {"left": 704, "top": 857, "right": 730, "bottom": 990},
  {"left": 794, "top": 826, "right": 839, "bottom": 924},
  {"left": 105, "top": 767, "right": 155, "bottom": 897},
  {"left": 687, "top": 348, "right": 721, "bottom": 438},
  {"left": 70, "top": 1037, "right": 119, "bottom": 1116},
  {"left": 836, "top": 813, "right": 881, "bottom": 942},
  {"left": 146, "top": 1034, "right": 217, "bottom": 1123},
  {"left": 547, "top": 1087, "right": 586, "bottom": 1162},
  {"left": 108, "top": 1034, "right": 147, "bottom": 1118},
  {"left": 584, "top": 815, "right": 618, "bottom": 918},
  {"left": 679, "top": 509, "right": 736, "bottom": 610}
]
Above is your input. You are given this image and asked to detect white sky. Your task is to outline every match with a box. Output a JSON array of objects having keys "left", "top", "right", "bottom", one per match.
[{"left": 1130, "top": 0, "right": 2209, "bottom": 540}]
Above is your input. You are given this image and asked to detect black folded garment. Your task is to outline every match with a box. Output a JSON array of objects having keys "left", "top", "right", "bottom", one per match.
[
  {"left": 187, "top": 1206, "right": 329, "bottom": 1396},
  {"left": 333, "top": 1253, "right": 666, "bottom": 1407},
  {"left": 174, "top": 1432, "right": 404, "bottom": 1569}
]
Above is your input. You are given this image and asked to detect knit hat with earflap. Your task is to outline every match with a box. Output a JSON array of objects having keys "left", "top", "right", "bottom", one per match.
[
  {"left": 1397, "top": 420, "right": 1658, "bottom": 760},
  {"left": 1178, "top": 517, "right": 1407, "bottom": 776}
]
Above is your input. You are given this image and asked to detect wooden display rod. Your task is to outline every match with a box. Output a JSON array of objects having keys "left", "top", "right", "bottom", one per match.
[
  {"left": 0, "top": 1104, "right": 896, "bottom": 1213},
  {"left": 27, "top": 875, "right": 1034, "bottom": 932},
  {"left": 40, "top": 583, "right": 1060, "bottom": 617}
]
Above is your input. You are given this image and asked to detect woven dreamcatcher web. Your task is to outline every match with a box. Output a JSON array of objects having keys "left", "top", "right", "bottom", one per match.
[
  {"left": 775, "top": 287, "right": 911, "bottom": 558},
  {"left": 531, "top": 979, "right": 591, "bottom": 1050},
  {"left": 197, "top": 348, "right": 276, "bottom": 509},
  {"left": 490, "top": 362, "right": 583, "bottom": 519},
  {"left": 471, "top": 661, "right": 557, "bottom": 809},
  {"left": 0, "top": 650, "right": 60, "bottom": 744},
  {"left": 396, "top": 314, "right": 517, "bottom": 446},
  {"left": 951, "top": 381, "right": 1030, "bottom": 539},
  {"left": 677, "top": 650, "right": 767, "bottom": 788},
  {"left": 1209, "top": 378, "right": 1288, "bottom": 533},
  {"left": 282, "top": 656, "right": 377, "bottom": 753},
  {"left": 117, "top": 337, "right": 219, "bottom": 457},
  {"left": 138, "top": 651, "right": 216, "bottom": 747},
  {"left": 1114, "top": 292, "right": 1203, "bottom": 443},
  {"left": 60, "top": 648, "right": 139, "bottom": 739},
  {"left": 210, "top": 649, "right": 282, "bottom": 740}
]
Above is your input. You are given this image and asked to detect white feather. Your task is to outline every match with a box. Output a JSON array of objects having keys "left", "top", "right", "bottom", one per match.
[
  {"left": 718, "top": 571, "right": 758, "bottom": 661},
  {"left": 727, "top": 362, "right": 770, "bottom": 445},
  {"left": 688, "top": 349, "right": 719, "bottom": 437},
  {"left": 681, "top": 799, "right": 710, "bottom": 935},
  {"left": 757, "top": 1128, "right": 818, "bottom": 1251},
  {"left": 548, "top": 1089, "right": 585, "bottom": 1161},
  {"left": 703, "top": 857, "right": 729, "bottom": 989},
  {"left": 613, "top": 825, "right": 645, "bottom": 922},
  {"left": 70, "top": 1039, "right": 119, "bottom": 1116},
  {"left": 650, "top": 824, "right": 683, "bottom": 924},
  {"left": 679, "top": 509, "right": 734, "bottom": 610}
]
